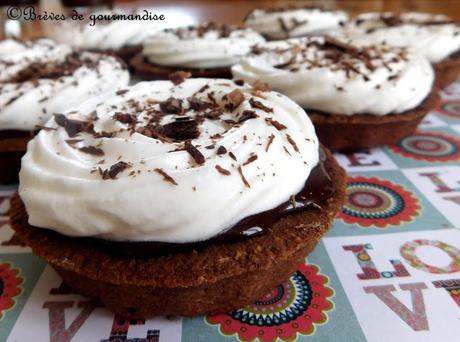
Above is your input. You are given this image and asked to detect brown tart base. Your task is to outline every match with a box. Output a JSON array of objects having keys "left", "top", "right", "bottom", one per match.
[
  {"left": 308, "top": 89, "right": 439, "bottom": 152},
  {"left": 96, "top": 45, "right": 142, "bottom": 66},
  {"left": 433, "top": 50, "right": 460, "bottom": 90},
  {"left": 130, "top": 53, "right": 232, "bottom": 81},
  {"left": 0, "top": 130, "right": 34, "bottom": 184},
  {"left": 9, "top": 147, "right": 346, "bottom": 318}
]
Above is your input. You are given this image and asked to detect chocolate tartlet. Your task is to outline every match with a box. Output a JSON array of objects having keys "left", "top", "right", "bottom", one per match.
[
  {"left": 433, "top": 50, "right": 460, "bottom": 90},
  {"left": 335, "top": 12, "right": 460, "bottom": 90},
  {"left": 131, "top": 23, "right": 265, "bottom": 80},
  {"left": 232, "top": 36, "right": 436, "bottom": 151},
  {"left": 0, "top": 130, "right": 33, "bottom": 183},
  {"left": 10, "top": 147, "right": 345, "bottom": 317},
  {"left": 309, "top": 90, "right": 439, "bottom": 151},
  {"left": 11, "top": 77, "right": 346, "bottom": 317},
  {"left": 244, "top": 6, "right": 348, "bottom": 40},
  {"left": 0, "top": 39, "right": 129, "bottom": 183},
  {"left": 43, "top": 9, "right": 159, "bottom": 64}
]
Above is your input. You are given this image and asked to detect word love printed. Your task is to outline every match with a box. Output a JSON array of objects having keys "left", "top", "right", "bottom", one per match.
[
  {"left": 324, "top": 229, "right": 460, "bottom": 342},
  {"left": 403, "top": 166, "right": 460, "bottom": 226},
  {"left": 7, "top": 267, "right": 182, "bottom": 342}
]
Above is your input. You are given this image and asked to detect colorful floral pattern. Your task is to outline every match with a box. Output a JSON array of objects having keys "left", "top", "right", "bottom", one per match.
[
  {"left": 0, "top": 262, "right": 23, "bottom": 319},
  {"left": 389, "top": 131, "right": 460, "bottom": 162},
  {"left": 206, "top": 263, "right": 333, "bottom": 342},
  {"left": 438, "top": 99, "right": 460, "bottom": 120},
  {"left": 339, "top": 176, "right": 420, "bottom": 228}
]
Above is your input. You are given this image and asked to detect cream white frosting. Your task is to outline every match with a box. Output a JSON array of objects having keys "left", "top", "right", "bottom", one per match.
[
  {"left": 44, "top": 9, "right": 161, "bottom": 50},
  {"left": 232, "top": 37, "right": 434, "bottom": 115},
  {"left": 334, "top": 12, "right": 460, "bottom": 63},
  {"left": 19, "top": 78, "right": 319, "bottom": 243},
  {"left": 245, "top": 7, "right": 348, "bottom": 40},
  {"left": 142, "top": 24, "right": 266, "bottom": 68},
  {"left": 0, "top": 39, "right": 129, "bottom": 131}
]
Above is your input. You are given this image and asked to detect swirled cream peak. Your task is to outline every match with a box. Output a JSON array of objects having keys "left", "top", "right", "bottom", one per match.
[
  {"left": 19, "top": 78, "right": 319, "bottom": 243},
  {"left": 232, "top": 36, "right": 434, "bottom": 115},
  {"left": 44, "top": 9, "right": 161, "bottom": 50},
  {"left": 142, "top": 23, "right": 266, "bottom": 68},
  {"left": 334, "top": 12, "right": 460, "bottom": 63},
  {"left": 244, "top": 6, "right": 348, "bottom": 40},
  {"left": 0, "top": 39, "right": 129, "bottom": 131}
]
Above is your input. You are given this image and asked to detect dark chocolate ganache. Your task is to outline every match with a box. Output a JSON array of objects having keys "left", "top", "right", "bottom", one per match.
[
  {"left": 78, "top": 148, "right": 335, "bottom": 258},
  {"left": 0, "top": 130, "right": 35, "bottom": 140}
]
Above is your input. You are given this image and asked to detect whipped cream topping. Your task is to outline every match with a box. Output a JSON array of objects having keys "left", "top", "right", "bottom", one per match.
[
  {"left": 334, "top": 12, "right": 460, "bottom": 63},
  {"left": 142, "top": 23, "right": 266, "bottom": 69},
  {"left": 244, "top": 6, "right": 348, "bottom": 40},
  {"left": 44, "top": 9, "right": 161, "bottom": 50},
  {"left": 0, "top": 39, "right": 129, "bottom": 131},
  {"left": 19, "top": 78, "right": 319, "bottom": 243},
  {"left": 232, "top": 36, "right": 434, "bottom": 115}
]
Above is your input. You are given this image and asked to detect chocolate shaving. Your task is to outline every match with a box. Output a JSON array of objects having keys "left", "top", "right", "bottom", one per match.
[
  {"left": 229, "top": 151, "right": 237, "bottom": 161},
  {"left": 266, "top": 134, "right": 275, "bottom": 152},
  {"left": 113, "top": 112, "right": 136, "bottom": 124},
  {"left": 243, "top": 154, "right": 258, "bottom": 166},
  {"left": 154, "top": 168, "right": 178, "bottom": 185},
  {"left": 204, "top": 109, "right": 223, "bottom": 120},
  {"left": 168, "top": 71, "right": 192, "bottom": 85},
  {"left": 239, "top": 110, "right": 259, "bottom": 123},
  {"left": 323, "top": 36, "right": 375, "bottom": 73},
  {"left": 252, "top": 80, "right": 270, "bottom": 92},
  {"left": 99, "top": 161, "right": 131, "bottom": 180},
  {"left": 249, "top": 98, "right": 273, "bottom": 113},
  {"left": 286, "top": 134, "right": 299, "bottom": 152},
  {"left": 217, "top": 145, "right": 227, "bottom": 155},
  {"left": 159, "top": 97, "right": 184, "bottom": 114},
  {"left": 215, "top": 165, "right": 231, "bottom": 176},
  {"left": 379, "top": 14, "right": 403, "bottom": 27},
  {"left": 65, "top": 139, "right": 83, "bottom": 145},
  {"left": 210, "top": 133, "right": 223, "bottom": 140},
  {"left": 79, "top": 146, "right": 105, "bottom": 156},
  {"left": 283, "top": 146, "right": 292, "bottom": 156},
  {"left": 341, "top": 61, "right": 370, "bottom": 81},
  {"left": 237, "top": 166, "right": 250, "bottom": 188},
  {"left": 88, "top": 110, "right": 98, "bottom": 121},
  {"left": 197, "top": 84, "right": 210, "bottom": 93},
  {"left": 265, "top": 118, "right": 286, "bottom": 130},
  {"left": 171, "top": 22, "right": 241, "bottom": 39},
  {"left": 54, "top": 114, "right": 94, "bottom": 137},
  {"left": 234, "top": 79, "right": 245, "bottom": 86},
  {"left": 278, "top": 17, "right": 289, "bottom": 33},
  {"left": 136, "top": 124, "right": 165, "bottom": 140},
  {"left": 163, "top": 118, "right": 200, "bottom": 141},
  {"left": 4, "top": 95, "right": 21, "bottom": 106},
  {"left": 274, "top": 55, "right": 297, "bottom": 69},
  {"left": 35, "top": 125, "right": 56, "bottom": 131},
  {"left": 94, "top": 131, "right": 116, "bottom": 139},
  {"left": 7, "top": 52, "right": 99, "bottom": 83},
  {"left": 188, "top": 97, "right": 216, "bottom": 111},
  {"left": 185, "top": 141, "right": 205, "bottom": 164},
  {"left": 116, "top": 89, "right": 129, "bottom": 96},
  {"left": 225, "top": 89, "right": 245, "bottom": 111}
]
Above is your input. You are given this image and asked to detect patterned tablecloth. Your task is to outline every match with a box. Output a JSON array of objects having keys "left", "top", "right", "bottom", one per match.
[{"left": 1, "top": 80, "right": 460, "bottom": 342}]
